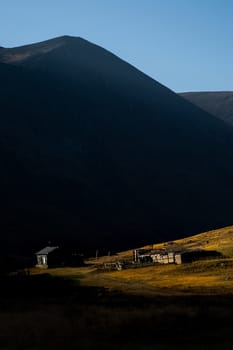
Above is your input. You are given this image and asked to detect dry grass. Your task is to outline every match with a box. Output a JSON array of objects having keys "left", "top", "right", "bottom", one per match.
[
  {"left": 145, "top": 225, "right": 233, "bottom": 257},
  {"left": 86, "top": 225, "right": 233, "bottom": 267},
  {"left": 32, "top": 225, "right": 233, "bottom": 296},
  {"left": 81, "top": 259, "right": 233, "bottom": 296},
  {"left": 30, "top": 258, "right": 233, "bottom": 297},
  {"left": 28, "top": 224, "right": 233, "bottom": 299}
]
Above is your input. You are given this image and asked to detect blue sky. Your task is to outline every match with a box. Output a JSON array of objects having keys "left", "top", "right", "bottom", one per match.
[{"left": 1, "top": 0, "right": 233, "bottom": 92}]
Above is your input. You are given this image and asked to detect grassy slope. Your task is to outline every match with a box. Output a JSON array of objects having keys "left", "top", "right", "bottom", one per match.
[
  {"left": 150, "top": 224, "right": 233, "bottom": 256},
  {"left": 31, "top": 225, "right": 233, "bottom": 296},
  {"left": 84, "top": 224, "right": 233, "bottom": 264}
]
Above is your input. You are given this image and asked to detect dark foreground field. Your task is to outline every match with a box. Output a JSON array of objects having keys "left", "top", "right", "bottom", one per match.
[{"left": 0, "top": 274, "right": 233, "bottom": 350}]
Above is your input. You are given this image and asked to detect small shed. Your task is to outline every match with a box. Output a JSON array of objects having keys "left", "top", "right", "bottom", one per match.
[{"left": 35, "top": 246, "right": 60, "bottom": 268}]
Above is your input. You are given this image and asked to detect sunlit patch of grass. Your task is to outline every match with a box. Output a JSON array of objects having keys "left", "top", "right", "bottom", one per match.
[
  {"left": 73, "top": 259, "right": 233, "bottom": 295},
  {"left": 31, "top": 225, "right": 233, "bottom": 296}
]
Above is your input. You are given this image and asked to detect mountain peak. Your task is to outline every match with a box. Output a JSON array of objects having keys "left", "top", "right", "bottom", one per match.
[
  {"left": 37, "top": 35, "right": 83, "bottom": 46},
  {"left": 55, "top": 35, "right": 80, "bottom": 41}
]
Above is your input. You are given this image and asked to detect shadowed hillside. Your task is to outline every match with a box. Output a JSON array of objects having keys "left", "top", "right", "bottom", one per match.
[
  {"left": 1, "top": 36, "right": 233, "bottom": 254},
  {"left": 180, "top": 91, "right": 233, "bottom": 126}
]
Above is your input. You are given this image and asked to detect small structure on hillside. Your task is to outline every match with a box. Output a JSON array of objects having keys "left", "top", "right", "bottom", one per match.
[
  {"left": 133, "top": 249, "right": 175, "bottom": 265},
  {"left": 133, "top": 249, "right": 154, "bottom": 263},
  {"left": 35, "top": 246, "right": 60, "bottom": 268},
  {"left": 151, "top": 252, "right": 176, "bottom": 264},
  {"left": 133, "top": 248, "right": 222, "bottom": 266},
  {"left": 35, "top": 246, "right": 84, "bottom": 268},
  {"left": 103, "top": 261, "right": 123, "bottom": 271}
]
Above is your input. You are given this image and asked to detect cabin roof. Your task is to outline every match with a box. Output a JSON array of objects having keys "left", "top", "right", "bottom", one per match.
[{"left": 35, "top": 246, "right": 59, "bottom": 255}]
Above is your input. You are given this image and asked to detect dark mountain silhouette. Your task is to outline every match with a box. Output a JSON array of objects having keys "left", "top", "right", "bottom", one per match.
[
  {"left": 1, "top": 36, "right": 233, "bottom": 255},
  {"left": 180, "top": 92, "right": 233, "bottom": 126}
]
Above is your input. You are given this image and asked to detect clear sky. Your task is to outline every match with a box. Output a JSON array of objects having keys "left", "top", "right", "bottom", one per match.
[{"left": 1, "top": 0, "right": 233, "bottom": 92}]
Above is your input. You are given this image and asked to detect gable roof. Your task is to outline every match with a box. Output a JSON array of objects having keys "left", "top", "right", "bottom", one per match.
[{"left": 35, "top": 246, "right": 59, "bottom": 255}]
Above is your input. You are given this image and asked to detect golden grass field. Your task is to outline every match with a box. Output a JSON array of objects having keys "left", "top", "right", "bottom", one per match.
[{"left": 31, "top": 225, "right": 233, "bottom": 296}]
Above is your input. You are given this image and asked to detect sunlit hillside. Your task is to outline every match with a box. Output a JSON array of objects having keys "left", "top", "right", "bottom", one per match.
[
  {"left": 87, "top": 225, "right": 233, "bottom": 265},
  {"left": 146, "top": 225, "right": 233, "bottom": 257},
  {"left": 30, "top": 225, "right": 233, "bottom": 296}
]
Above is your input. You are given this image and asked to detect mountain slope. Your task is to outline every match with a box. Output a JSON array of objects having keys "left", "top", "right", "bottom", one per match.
[
  {"left": 1, "top": 36, "right": 233, "bottom": 254},
  {"left": 180, "top": 91, "right": 233, "bottom": 126}
]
